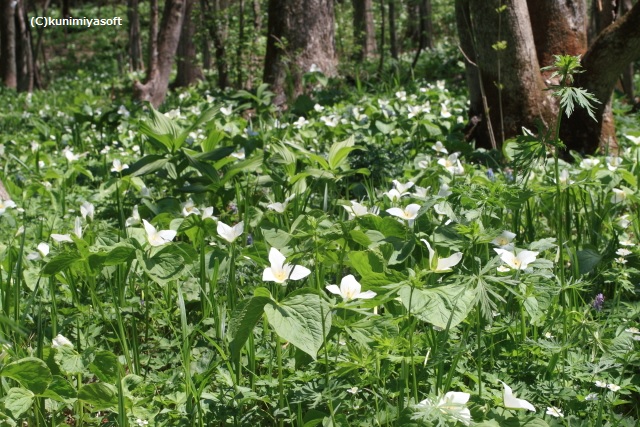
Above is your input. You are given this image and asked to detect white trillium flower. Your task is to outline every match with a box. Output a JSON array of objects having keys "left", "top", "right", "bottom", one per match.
[
  {"left": 217, "top": 221, "right": 244, "bottom": 243},
  {"left": 438, "top": 153, "right": 465, "bottom": 175},
  {"left": 500, "top": 381, "right": 536, "bottom": 412},
  {"left": 80, "top": 201, "right": 94, "bottom": 221},
  {"left": 610, "top": 188, "right": 626, "bottom": 204},
  {"left": 231, "top": 148, "right": 245, "bottom": 160},
  {"left": 37, "top": 242, "right": 50, "bottom": 257},
  {"left": 51, "top": 233, "right": 73, "bottom": 243},
  {"left": 201, "top": 207, "right": 216, "bottom": 220},
  {"left": 413, "top": 186, "right": 430, "bottom": 198},
  {"left": 342, "top": 201, "right": 370, "bottom": 219},
  {"left": 111, "top": 159, "right": 129, "bottom": 173},
  {"left": 415, "top": 391, "right": 472, "bottom": 426},
  {"left": 262, "top": 247, "right": 311, "bottom": 284},
  {"left": 326, "top": 275, "right": 376, "bottom": 301},
  {"left": 125, "top": 205, "right": 141, "bottom": 227},
  {"left": 606, "top": 156, "right": 622, "bottom": 171},
  {"left": 595, "top": 380, "right": 607, "bottom": 388},
  {"left": 432, "top": 141, "right": 448, "bottom": 154},
  {"left": 607, "top": 383, "right": 621, "bottom": 392},
  {"left": 392, "top": 180, "right": 415, "bottom": 195},
  {"left": 492, "top": 231, "right": 516, "bottom": 248},
  {"left": 52, "top": 334, "right": 73, "bottom": 348},
  {"left": 546, "top": 406, "right": 563, "bottom": 418},
  {"left": 580, "top": 158, "right": 600, "bottom": 169},
  {"left": 421, "top": 239, "right": 463, "bottom": 273},
  {"left": 386, "top": 204, "right": 421, "bottom": 221},
  {"left": 220, "top": 106, "right": 233, "bottom": 116},
  {"left": 438, "top": 183, "right": 452, "bottom": 198},
  {"left": 63, "top": 147, "right": 81, "bottom": 162},
  {"left": 0, "top": 198, "right": 17, "bottom": 215},
  {"left": 181, "top": 199, "right": 201, "bottom": 217},
  {"left": 143, "top": 219, "right": 177, "bottom": 247},
  {"left": 585, "top": 393, "right": 599, "bottom": 401},
  {"left": 494, "top": 248, "right": 539, "bottom": 271},
  {"left": 557, "top": 169, "right": 574, "bottom": 185},
  {"left": 74, "top": 217, "right": 83, "bottom": 238},
  {"left": 624, "top": 134, "right": 640, "bottom": 145}
]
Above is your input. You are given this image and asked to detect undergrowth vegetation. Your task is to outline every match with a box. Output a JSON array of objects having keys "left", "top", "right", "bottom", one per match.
[{"left": 0, "top": 51, "right": 639, "bottom": 427}]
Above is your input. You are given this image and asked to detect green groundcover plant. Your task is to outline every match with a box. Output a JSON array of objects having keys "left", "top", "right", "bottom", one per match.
[{"left": 0, "top": 53, "right": 639, "bottom": 427}]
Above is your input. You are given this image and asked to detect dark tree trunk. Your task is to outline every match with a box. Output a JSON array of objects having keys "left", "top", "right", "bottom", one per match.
[
  {"left": 134, "top": 0, "right": 186, "bottom": 107},
  {"left": 15, "top": 0, "right": 35, "bottom": 92},
  {"left": 244, "top": 0, "right": 262, "bottom": 87},
  {"left": 411, "top": 0, "right": 434, "bottom": 68},
  {"left": 175, "top": 0, "right": 204, "bottom": 87},
  {"left": 263, "top": 0, "right": 337, "bottom": 106},
  {"left": 352, "top": 0, "right": 377, "bottom": 60},
  {"left": 388, "top": 0, "right": 398, "bottom": 59},
  {"left": 62, "top": 0, "right": 71, "bottom": 18},
  {"left": 1, "top": 0, "right": 17, "bottom": 89},
  {"left": 561, "top": 2, "right": 640, "bottom": 153},
  {"left": 236, "top": 0, "right": 245, "bottom": 88},
  {"left": 208, "top": 0, "right": 230, "bottom": 89},
  {"left": 378, "top": 0, "right": 385, "bottom": 73},
  {"left": 128, "top": 0, "right": 144, "bottom": 71}
]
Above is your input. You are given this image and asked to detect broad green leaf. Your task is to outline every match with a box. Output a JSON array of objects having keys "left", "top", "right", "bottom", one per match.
[
  {"left": 40, "top": 376, "right": 77, "bottom": 402},
  {"left": 1, "top": 357, "right": 52, "bottom": 394},
  {"left": 78, "top": 383, "right": 118, "bottom": 410},
  {"left": 139, "top": 108, "right": 181, "bottom": 153},
  {"left": 328, "top": 136, "right": 359, "bottom": 170},
  {"left": 264, "top": 292, "right": 331, "bottom": 360},
  {"left": 262, "top": 227, "right": 292, "bottom": 248},
  {"left": 138, "top": 246, "right": 185, "bottom": 285},
  {"left": 128, "top": 155, "right": 169, "bottom": 177},
  {"left": 4, "top": 387, "right": 34, "bottom": 418},
  {"left": 43, "top": 251, "right": 81, "bottom": 275},
  {"left": 398, "top": 284, "right": 475, "bottom": 329},
  {"left": 375, "top": 120, "right": 394, "bottom": 135},
  {"left": 228, "top": 288, "right": 273, "bottom": 361},
  {"left": 104, "top": 245, "right": 136, "bottom": 266},
  {"left": 54, "top": 345, "right": 84, "bottom": 375},
  {"left": 576, "top": 248, "right": 601, "bottom": 275},
  {"left": 89, "top": 350, "right": 120, "bottom": 383}
]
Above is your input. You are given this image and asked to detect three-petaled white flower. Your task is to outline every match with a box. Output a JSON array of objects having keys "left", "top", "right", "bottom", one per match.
[
  {"left": 546, "top": 406, "right": 563, "bottom": 418},
  {"left": 342, "top": 201, "right": 373, "bottom": 219},
  {"left": 492, "top": 231, "right": 516, "bottom": 250},
  {"left": 125, "top": 205, "right": 141, "bottom": 227},
  {"left": 437, "top": 153, "right": 465, "bottom": 175},
  {"left": 111, "top": 159, "right": 129, "bottom": 173},
  {"left": 262, "top": 247, "right": 311, "bottom": 284},
  {"left": 610, "top": 188, "right": 626, "bottom": 204},
  {"left": 326, "top": 275, "right": 376, "bottom": 301},
  {"left": 414, "top": 391, "right": 472, "bottom": 426},
  {"left": 143, "top": 219, "right": 176, "bottom": 247},
  {"left": 80, "top": 201, "right": 94, "bottom": 221},
  {"left": 0, "top": 198, "right": 16, "bottom": 215},
  {"left": 494, "top": 248, "right": 538, "bottom": 271},
  {"left": 217, "top": 221, "right": 244, "bottom": 243},
  {"left": 387, "top": 204, "right": 421, "bottom": 221},
  {"left": 500, "top": 381, "right": 536, "bottom": 412},
  {"left": 421, "top": 239, "right": 463, "bottom": 272},
  {"left": 52, "top": 334, "right": 73, "bottom": 349},
  {"left": 181, "top": 199, "right": 201, "bottom": 217}
]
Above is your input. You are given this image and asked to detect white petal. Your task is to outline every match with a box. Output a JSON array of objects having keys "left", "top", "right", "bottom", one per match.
[
  {"left": 143, "top": 219, "right": 157, "bottom": 236},
  {"left": 386, "top": 207, "right": 405, "bottom": 218},
  {"left": 494, "top": 248, "right": 517, "bottom": 268},
  {"left": 268, "top": 247, "right": 287, "bottom": 270},
  {"left": 262, "top": 267, "right": 279, "bottom": 282},
  {"left": 357, "top": 290, "right": 377, "bottom": 299},
  {"left": 436, "top": 252, "right": 463, "bottom": 272},
  {"left": 421, "top": 239, "right": 436, "bottom": 266},
  {"left": 289, "top": 265, "right": 311, "bottom": 280},
  {"left": 516, "top": 250, "right": 538, "bottom": 268},
  {"left": 501, "top": 381, "right": 536, "bottom": 411},
  {"left": 51, "top": 234, "right": 73, "bottom": 243},
  {"left": 405, "top": 203, "right": 421, "bottom": 216},
  {"left": 443, "top": 391, "right": 470, "bottom": 405},
  {"left": 157, "top": 230, "right": 177, "bottom": 242},
  {"left": 325, "top": 284, "right": 342, "bottom": 296}
]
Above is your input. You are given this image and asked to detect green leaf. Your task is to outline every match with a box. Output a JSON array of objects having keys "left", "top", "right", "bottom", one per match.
[
  {"left": 328, "top": 136, "right": 359, "bottom": 170},
  {"left": 4, "top": 387, "right": 34, "bottom": 418},
  {"left": 139, "top": 107, "right": 182, "bottom": 153},
  {"left": 43, "top": 251, "right": 81, "bottom": 275},
  {"left": 228, "top": 288, "right": 274, "bottom": 361},
  {"left": 576, "top": 248, "right": 601, "bottom": 275},
  {"left": 375, "top": 120, "right": 395, "bottom": 135},
  {"left": 398, "top": 284, "right": 475, "bottom": 329},
  {"left": 40, "top": 376, "right": 77, "bottom": 402},
  {"left": 78, "top": 383, "right": 119, "bottom": 410},
  {"left": 264, "top": 292, "right": 331, "bottom": 360},
  {"left": 104, "top": 245, "right": 136, "bottom": 266},
  {"left": 138, "top": 245, "right": 186, "bottom": 285},
  {"left": 128, "top": 155, "right": 169, "bottom": 177},
  {"left": 54, "top": 345, "right": 85, "bottom": 375},
  {"left": 1, "top": 357, "right": 52, "bottom": 394},
  {"left": 89, "top": 351, "right": 120, "bottom": 383}
]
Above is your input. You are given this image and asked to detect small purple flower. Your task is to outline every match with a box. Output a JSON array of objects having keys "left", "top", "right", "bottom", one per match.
[
  {"left": 504, "top": 168, "right": 514, "bottom": 182},
  {"left": 486, "top": 168, "right": 495, "bottom": 181},
  {"left": 228, "top": 202, "right": 238, "bottom": 214},
  {"left": 592, "top": 293, "right": 605, "bottom": 311},
  {"left": 246, "top": 233, "right": 254, "bottom": 246}
]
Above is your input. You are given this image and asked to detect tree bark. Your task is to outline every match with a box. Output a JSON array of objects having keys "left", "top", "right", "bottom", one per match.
[
  {"left": 1, "top": 0, "right": 17, "bottom": 89},
  {"left": 352, "top": 0, "right": 377, "bottom": 60},
  {"left": 128, "top": 0, "right": 144, "bottom": 71},
  {"left": 263, "top": 0, "right": 337, "bottom": 106},
  {"left": 561, "top": 1, "right": 640, "bottom": 153},
  {"left": 175, "top": 0, "right": 204, "bottom": 87},
  {"left": 207, "top": 0, "right": 230, "bottom": 89},
  {"left": 134, "top": 0, "right": 186, "bottom": 107},
  {"left": 388, "top": 0, "right": 398, "bottom": 59},
  {"left": 15, "top": 0, "right": 35, "bottom": 92}
]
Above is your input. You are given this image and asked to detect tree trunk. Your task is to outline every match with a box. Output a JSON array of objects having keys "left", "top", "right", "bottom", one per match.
[
  {"left": 458, "top": 0, "right": 552, "bottom": 149},
  {"left": 457, "top": 0, "right": 639, "bottom": 154},
  {"left": 352, "top": 0, "right": 377, "bottom": 60},
  {"left": 15, "top": 0, "right": 35, "bottom": 92},
  {"left": 388, "top": 0, "right": 398, "bottom": 59},
  {"left": 134, "top": 0, "right": 186, "bottom": 107},
  {"left": 175, "top": 0, "right": 204, "bottom": 87},
  {"left": 236, "top": 0, "right": 245, "bottom": 88},
  {"left": 561, "top": 1, "right": 640, "bottom": 153},
  {"left": 207, "top": 0, "right": 230, "bottom": 89},
  {"left": 128, "top": 0, "right": 144, "bottom": 71},
  {"left": 1, "top": 0, "right": 17, "bottom": 89},
  {"left": 263, "top": 0, "right": 337, "bottom": 106}
]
